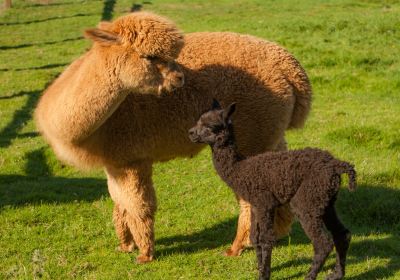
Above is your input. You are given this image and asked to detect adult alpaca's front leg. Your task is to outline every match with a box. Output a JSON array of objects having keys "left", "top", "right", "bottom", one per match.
[
  {"left": 106, "top": 162, "right": 157, "bottom": 263},
  {"left": 113, "top": 204, "right": 135, "bottom": 253}
]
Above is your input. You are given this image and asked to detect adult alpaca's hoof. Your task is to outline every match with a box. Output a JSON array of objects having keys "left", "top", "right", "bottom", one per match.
[
  {"left": 136, "top": 254, "right": 153, "bottom": 264},
  {"left": 115, "top": 243, "right": 135, "bottom": 253},
  {"left": 223, "top": 247, "right": 243, "bottom": 257}
]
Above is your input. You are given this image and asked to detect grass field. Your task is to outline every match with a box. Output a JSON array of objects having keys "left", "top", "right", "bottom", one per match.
[{"left": 0, "top": 0, "right": 399, "bottom": 279}]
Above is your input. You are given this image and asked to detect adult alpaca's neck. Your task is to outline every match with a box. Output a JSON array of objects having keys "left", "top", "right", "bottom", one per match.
[{"left": 37, "top": 48, "right": 128, "bottom": 144}]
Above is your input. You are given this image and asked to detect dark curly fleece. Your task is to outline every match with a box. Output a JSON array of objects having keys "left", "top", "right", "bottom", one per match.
[{"left": 189, "top": 101, "right": 356, "bottom": 280}]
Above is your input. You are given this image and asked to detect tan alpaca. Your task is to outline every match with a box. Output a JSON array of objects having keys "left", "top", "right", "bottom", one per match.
[{"left": 35, "top": 12, "right": 312, "bottom": 263}]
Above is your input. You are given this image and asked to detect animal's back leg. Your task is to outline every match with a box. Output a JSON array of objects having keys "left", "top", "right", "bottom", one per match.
[
  {"left": 225, "top": 196, "right": 254, "bottom": 256},
  {"left": 294, "top": 206, "right": 333, "bottom": 280},
  {"left": 323, "top": 202, "right": 351, "bottom": 280}
]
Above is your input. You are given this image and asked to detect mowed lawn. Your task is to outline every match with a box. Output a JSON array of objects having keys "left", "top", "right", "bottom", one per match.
[{"left": 0, "top": 0, "right": 399, "bottom": 279}]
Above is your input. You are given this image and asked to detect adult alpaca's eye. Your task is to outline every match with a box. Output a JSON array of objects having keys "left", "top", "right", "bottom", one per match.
[
  {"left": 140, "top": 55, "right": 159, "bottom": 62},
  {"left": 146, "top": 55, "right": 159, "bottom": 61}
]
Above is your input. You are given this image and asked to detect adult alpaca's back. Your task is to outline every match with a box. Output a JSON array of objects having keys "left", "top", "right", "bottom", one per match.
[{"left": 179, "top": 32, "right": 311, "bottom": 130}]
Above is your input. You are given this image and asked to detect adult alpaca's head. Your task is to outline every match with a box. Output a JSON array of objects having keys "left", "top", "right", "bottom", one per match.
[
  {"left": 84, "top": 12, "right": 185, "bottom": 94},
  {"left": 189, "top": 100, "right": 236, "bottom": 146}
]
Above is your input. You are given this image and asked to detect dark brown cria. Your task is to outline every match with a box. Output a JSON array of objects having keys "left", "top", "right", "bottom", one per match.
[{"left": 189, "top": 100, "right": 356, "bottom": 280}]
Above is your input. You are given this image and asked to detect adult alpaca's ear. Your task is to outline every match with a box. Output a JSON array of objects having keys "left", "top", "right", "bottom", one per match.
[
  {"left": 211, "top": 99, "right": 222, "bottom": 110},
  {"left": 97, "top": 21, "right": 113, "bottom": 31},
  {"left": 84, "top": 28, "right": 120, "bottom": 46},
  {"left": 223, "top": 103, "right": 236, "bottom": 123}
]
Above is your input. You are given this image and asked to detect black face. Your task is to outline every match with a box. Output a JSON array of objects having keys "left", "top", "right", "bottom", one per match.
[
  {"left": 188, "top": 100, "right": 236, "bottom": 145},
  {"left": 188, "top": 110, "right": 225, "bottom": 144}
]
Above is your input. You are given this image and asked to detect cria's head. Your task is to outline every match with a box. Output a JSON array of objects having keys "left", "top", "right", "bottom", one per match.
[
  {"left": 189, "top": 99, "right": 236, "bottom": 146},
  {"left": 84, "top": 12, "right": 184, "bottom": 94}
]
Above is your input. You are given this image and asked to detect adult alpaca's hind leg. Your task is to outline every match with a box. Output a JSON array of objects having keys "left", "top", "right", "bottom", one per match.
[
  {"left": 225, "top": 197, "right": 251, "bottom": 256},
  {"left": 106, "top": 162, "right": 157, "bottom": 263},
  {"left": 225, "top": 199, "right": 293, "bottom": 257}
]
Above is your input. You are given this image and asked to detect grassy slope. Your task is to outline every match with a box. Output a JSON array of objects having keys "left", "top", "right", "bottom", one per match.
[{"left": 0, "top": 0, "right": 399, "bottom": 279}]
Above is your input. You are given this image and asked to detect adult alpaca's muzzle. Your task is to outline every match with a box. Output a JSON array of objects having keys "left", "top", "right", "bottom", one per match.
[{"left": 157, "top": 64, "right": 185, "bottom": 94}]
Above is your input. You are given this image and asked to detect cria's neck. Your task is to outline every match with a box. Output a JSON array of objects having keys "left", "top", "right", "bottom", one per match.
[{"left": 211, "top": 142, "right": 241, "bottom": 178}]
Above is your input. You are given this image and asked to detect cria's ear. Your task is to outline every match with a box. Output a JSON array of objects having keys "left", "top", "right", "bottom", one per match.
[
  {"left": 84, "top": 28, "right": 120, "bottom": 46},
  {"left": 223, "top": 103, "right": 236, "bottom": 123},
  {"left": 211, "top": 99, "right": 222, "bottom": 110}
]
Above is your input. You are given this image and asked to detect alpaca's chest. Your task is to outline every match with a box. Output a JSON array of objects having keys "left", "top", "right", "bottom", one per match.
[{"left": 97, "top": 94, "right": 206, "bottom": 163}]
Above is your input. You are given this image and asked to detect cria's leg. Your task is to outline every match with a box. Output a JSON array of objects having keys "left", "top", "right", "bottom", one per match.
[
  {"left": 296, "top": 214, "right": 333, "bottom": 280},
  {"left": 250, "top": 207, "right": 263, "bottom": 272},
  {"left": 106, "top": 162, "right": 157, "bottom": 264},
  {"left": 113, "top": 204, "right": 135, "bottom": 252},
  {"left": 257, "top": 208, "right": 276, "bottom": 280},
  {"left": 323, "top": 203, "right": 351, "bottom": 280}
]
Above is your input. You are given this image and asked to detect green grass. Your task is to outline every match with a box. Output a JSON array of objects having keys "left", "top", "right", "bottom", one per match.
[{"left": 0, "top": 0, "right": 399, "bottom": 279}]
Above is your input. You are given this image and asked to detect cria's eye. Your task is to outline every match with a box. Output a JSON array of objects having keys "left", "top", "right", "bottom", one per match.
[{"left": 211, "top": 125, "right": 224, "bottom": 132}]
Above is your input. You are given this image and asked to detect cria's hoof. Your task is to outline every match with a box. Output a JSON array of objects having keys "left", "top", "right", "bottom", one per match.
[
  {"left": 223, "top": 248, "right": 243, "bottom": 257},
  {"left": 325, "top": 272, "right": 344, "bottom": 280},
  {"left": 115, "top": 243, "right": 135, "bottom": 253},
  {"left": 136, "top": 255, "right": 153, "bottom": 264}
]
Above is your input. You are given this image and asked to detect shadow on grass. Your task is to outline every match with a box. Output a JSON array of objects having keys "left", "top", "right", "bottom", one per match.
[
  {"left": 157, "top": 217, "right": 237, "bottom": 256},
  {"left": 0, "top": 91, "right": 33, "bottom": 100},
  {"left": 0, "top": 147, "right": 107, "bottom": 209},
  {"left": 0, "top": 90, "right": 41, "bottom": 148},
  {"left": 0, "top": 36, "right": 83, "bottom": 51},
  {"left": 131, "top": 1, "right": 153, "bottom": 12},
  {"left": 25, "top": 1, "right": 103, "bottom": 8},
  {"left": 131, "top": 3, "right": 142, "bottom": 12},
  {"left": 0, "top": 63, "right": 68, "bottom": 72},
  {"left": 102, "top": 0, "right": 116, "bottom": 21},
  {"left": 155, "top": 184, "right": 400, "bottom": 278},
  {"left": 0, "top": 13, "right": 97, "bottom": 26},
  {"left": 0, "top": 175, "right": 107, "bottom": 208},
  {"left": 271, "top": 235, "right": 400, "bottom": 279}
]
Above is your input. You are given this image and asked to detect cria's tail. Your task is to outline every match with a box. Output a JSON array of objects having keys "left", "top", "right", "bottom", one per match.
[{"left": 335, "top": 161, "right": 357, "bottom": 191}]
